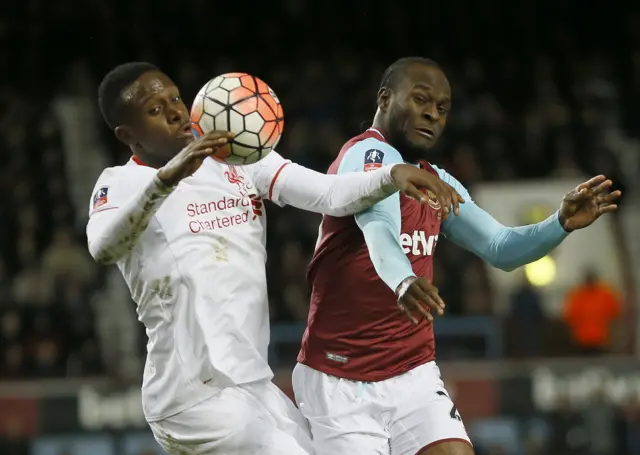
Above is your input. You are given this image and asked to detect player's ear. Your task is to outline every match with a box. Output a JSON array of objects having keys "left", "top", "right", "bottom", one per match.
[
  {"left": 114, "top": 125, "right": 136, "bottom": 147},
  {"left": 377, "top": 87, "right": 390, "bottom": 112}
]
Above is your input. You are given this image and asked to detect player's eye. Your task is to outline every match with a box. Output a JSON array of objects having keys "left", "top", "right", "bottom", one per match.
[
  {"left": 413, "top": 95, "right": 427, "bottom": 104},
  {"left": 172, "top": 96, "right": 182, "bottom": 103},
  {"left": 437, "top": 105, "right": 449, "bottom": 115},
  {"left": 149, "top": 106, "right": 161, "bottom": 115}
]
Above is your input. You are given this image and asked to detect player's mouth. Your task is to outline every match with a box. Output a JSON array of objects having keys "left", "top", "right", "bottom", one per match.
[
  {"left": 177, "top": 122, "right": 194, "bottom": 138},
  {"left": 415, "top": 127, "right": 436, "bottom": 140}
]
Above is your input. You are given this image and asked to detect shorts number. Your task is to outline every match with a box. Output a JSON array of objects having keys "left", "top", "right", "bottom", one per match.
[{"left": 436, "top": 390, "right": 461, "bottom": 421}]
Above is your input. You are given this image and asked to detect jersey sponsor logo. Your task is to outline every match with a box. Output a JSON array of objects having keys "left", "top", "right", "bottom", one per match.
[
  {"left": 363, "top": 149, "right": 384, "bottom": 172},
  {"left": 92, "top": 186, "right": 109, "bottom": 210},
  {"left": 186, "top": 195, "right": 264, "bottom": 233},
  {"left": 400, "top": 231, "right": 439, "bottom": 256}
]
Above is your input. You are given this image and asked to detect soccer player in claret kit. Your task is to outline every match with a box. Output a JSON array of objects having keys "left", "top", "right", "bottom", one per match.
[
  {"left": 86, "top": 62, "right": 452, "bottom": 455},
  {"left": 294, "top": 57, "right": 621, "bottom": 455}
]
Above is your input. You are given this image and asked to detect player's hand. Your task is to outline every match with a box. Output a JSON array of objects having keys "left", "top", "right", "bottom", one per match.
[
  {"left": 157, "top": 131, "right": 236, "bottom": 186},
  {"left": 558, "top": 175, "right": 622, "bottom": 232},
  {"left": 390, "top": 164, "right": 465, "bottom": 220},
  {"left": 395, "top": 276, "right": 445, "bottom": 324}
]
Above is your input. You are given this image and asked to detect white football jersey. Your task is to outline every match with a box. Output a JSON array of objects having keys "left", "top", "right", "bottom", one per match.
[
  {"left": 87, "top": 153, "right": 291, "bottom": 421},
  {"left": 87, "top": 149, "right": 396, "bottom": 422}
]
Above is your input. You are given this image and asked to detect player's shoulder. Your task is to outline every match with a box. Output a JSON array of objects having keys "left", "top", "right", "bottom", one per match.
[
  {"left": 96, "top": 159, "right": 156, "bottom": 186},
  {"left": 429, "top": 163, "right": 457, "bottom": 184},
  {"left": 429, "top": 164, "right": 473, "bottom": 201},
  {"left": 90, "top": 160, "right": 155, "bottom": 205},
  {"left": 343, "top": 129, "right": 400, "bottom": 157},
  {"left": 334, "top": 129, "right": 403, "bottom": 173}
]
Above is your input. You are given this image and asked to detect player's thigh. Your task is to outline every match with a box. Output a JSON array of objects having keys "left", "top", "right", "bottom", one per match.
[
  {"left": 417, "top": 440, "right": 475, "bottom": 455},
  {"left": 149, "top": 385, "right": 311, "bottom": 455},
  {"left": 389, "top": 362, "right": 473, "bottom": 455},
  {"left": 292, "top": 363, "right": 391, "bottom": 455},
  {"left": 250, "top": 380, "right": 314, "bottom": 455}
]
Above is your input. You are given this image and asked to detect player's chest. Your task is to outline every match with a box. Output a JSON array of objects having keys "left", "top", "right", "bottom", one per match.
[
  {"left": 399, "top": 193, "right": 442, "bottom": 258},
  {"left": 155, "top": 165, "right": 266, "bottom": 241}
]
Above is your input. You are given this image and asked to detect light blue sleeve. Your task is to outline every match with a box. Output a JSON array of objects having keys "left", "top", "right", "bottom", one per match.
[
  {"left": 337, "top": 138, "right": 415, "bottom": 292},
  {"left": 434, "top": 165, "right": 570, "bottom": 271}
]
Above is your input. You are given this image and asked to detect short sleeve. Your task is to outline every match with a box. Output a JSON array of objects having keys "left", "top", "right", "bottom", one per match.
[{"left": 337, "top": 137, "right": 404, "bottom": 174}]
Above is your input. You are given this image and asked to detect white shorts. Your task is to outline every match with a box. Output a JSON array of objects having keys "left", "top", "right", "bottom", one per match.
[
  {"left": 149, "top": 380, "right": 313, "bottom": 455},
  {"left": 292, "top": 361, "right": 472, "bottom": 455}
]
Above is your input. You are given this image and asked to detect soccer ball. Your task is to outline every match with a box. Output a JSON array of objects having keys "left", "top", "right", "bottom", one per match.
[{"left": 190, "top": 73, "right": 284, "bottom": 165}]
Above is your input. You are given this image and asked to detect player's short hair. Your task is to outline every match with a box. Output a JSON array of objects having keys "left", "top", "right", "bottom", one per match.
[
  {"left": 380, "top": 57, "right": 441, "bottom": 91},
  {"left": 98, "top": 62, "right": 160, "bottom": 130}
]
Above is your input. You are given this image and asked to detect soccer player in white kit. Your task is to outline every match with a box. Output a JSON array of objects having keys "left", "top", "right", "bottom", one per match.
[{"left": 86, "top": 62, "right": 458, "bottom": 455}]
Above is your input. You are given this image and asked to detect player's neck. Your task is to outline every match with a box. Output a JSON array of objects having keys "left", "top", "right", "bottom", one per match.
[
  {"left": 371, "top": 115, "right": 386, "bottom": 137},
  {"left": 131, "top": 151, "right": 167, "bottom": 169}
]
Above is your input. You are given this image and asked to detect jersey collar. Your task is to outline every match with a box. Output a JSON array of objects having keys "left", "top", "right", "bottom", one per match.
[
  {"left": 131, "top": 155, "right": 158, "bottom": 169},
  {"left": 367, "top": 127, "right": 386, "bottom": 141}
]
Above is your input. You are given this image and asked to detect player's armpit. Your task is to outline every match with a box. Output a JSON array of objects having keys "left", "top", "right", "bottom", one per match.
[{"left": 86, "top": 173, "right": 174, "bottom": 265}]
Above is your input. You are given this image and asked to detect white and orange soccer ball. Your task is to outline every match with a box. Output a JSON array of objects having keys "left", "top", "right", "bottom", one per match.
[{"left": 190, "top": 73, "right": 284, "bottom": 165}]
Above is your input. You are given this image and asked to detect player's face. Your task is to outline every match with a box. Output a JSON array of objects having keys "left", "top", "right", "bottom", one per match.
[
  {"left": 120, "top": 71, "right": 194, "bottom": 161},
  {"left": 386, "top": 64, "right": 451, "bottom": 160}
]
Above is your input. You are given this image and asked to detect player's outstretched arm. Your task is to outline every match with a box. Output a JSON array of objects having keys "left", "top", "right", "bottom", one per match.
[
  {"left": 86, "top": 132, "right": 233, "bottom": 264},
  {"left": 250, "top": 150, "right": 464, "bottom": 217},
  {"left": 437, "top": 168, "right": 621, "bottom": 271}
]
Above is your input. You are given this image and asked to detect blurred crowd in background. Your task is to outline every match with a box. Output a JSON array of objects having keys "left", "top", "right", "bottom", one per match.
[
  {"left": 0, "top": 1, "right": 639, "bottom": 454},
  {"left": 0, "top": 0, "right": 637, "bottom": 376}
]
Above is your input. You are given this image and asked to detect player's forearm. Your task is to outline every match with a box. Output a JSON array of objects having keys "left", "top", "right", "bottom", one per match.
[
  {"left": 487, "top": 212, "right": 568, "bottom": 271},
  {"left": 87, "top": 175, "right": 174, "bottom": 265},
  {"left": 356, "top": 213, "right": 415, "bottom": 292},
  {"left": 274, "top": 164, "right": 398, "bottom": 216}
]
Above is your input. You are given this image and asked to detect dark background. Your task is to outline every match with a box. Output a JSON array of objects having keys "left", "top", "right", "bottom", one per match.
[{"left": 0, "top": 2, "right": 639, "bottom": 454}]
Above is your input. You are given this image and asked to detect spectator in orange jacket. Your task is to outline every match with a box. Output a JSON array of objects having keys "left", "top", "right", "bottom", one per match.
[{"left": 563, "top": 268, "right": 622, "bottom": 355}]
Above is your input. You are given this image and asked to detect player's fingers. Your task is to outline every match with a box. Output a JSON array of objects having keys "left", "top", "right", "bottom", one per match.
[
  {"left": 403, "top": 184, "right": 427, "bottom": 204},
  {"left": 204, "top": 137, "right": 232, "bottom": 147},
  {"left": 193, "top": 138, "right": 230, "bottom": 154},
  {"left": 448, "top": 186, "right": 461, "bottom": 216},
  {"left": 591, "top": 180, "right": 613, "bottom": 195},
  {"left": 579, "top": 175, "right": 606, "bottom": 190},
  {"left": 192, "top": 148, "right": 218, "bottom": 159},
  {"left": 415, "top": 278, "right": 445, "bottom": 310},
  {"left": 420, "top": 288, "right": 445, "bottom": 315},
  {"left": 402, "top": 290, "right": 434, "bottom": 321},
  {"left": 203, "top": 130, "right": 236, "bottom": 140},
  {"left": 596, "top": 190, "right": 621, "bottom": 204},
  {"left": 598, "top": 204, "right": 618, "bottom": 214},
  {"left": 398, "top": 301, "right": 420, "bottom": 325},
  {"left": 409, "top": 283, "right": 444, "bottom": 316},
  {"left": 435, "top": 184, "right": 451, "bottom": 219}
]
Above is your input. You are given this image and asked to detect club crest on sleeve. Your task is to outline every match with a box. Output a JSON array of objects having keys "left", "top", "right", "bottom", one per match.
[
  {"left": 363, "top": 149, "right": 384, "bottom": 172},
  {"left": 93, "top": 186, "right": 109, "bottom": 210}
]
